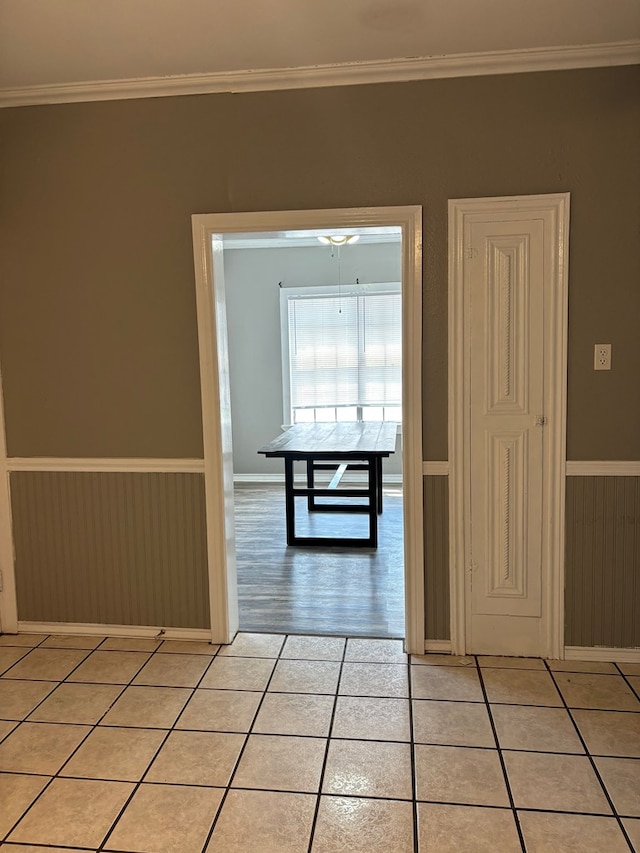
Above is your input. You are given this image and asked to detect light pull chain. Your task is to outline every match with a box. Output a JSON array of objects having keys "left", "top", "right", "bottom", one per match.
[{"left": 337, "top": 245, "right": 342, "bottom": 313}]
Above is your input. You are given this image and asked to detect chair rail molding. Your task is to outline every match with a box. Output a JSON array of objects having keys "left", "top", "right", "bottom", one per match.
[
  {"left": 565, "top": 461, "right": 640, "bottom": 476},
  {"left": 6, "top": 458, "right": 205, "bottom": 473},
  {"left": 423, "top": 462, "right": 449, "bottom": 476}
]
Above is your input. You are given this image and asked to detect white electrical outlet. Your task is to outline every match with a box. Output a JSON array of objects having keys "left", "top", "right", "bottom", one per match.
[{"left": 594, "top": 343, "right": 612, "bottom": 370}]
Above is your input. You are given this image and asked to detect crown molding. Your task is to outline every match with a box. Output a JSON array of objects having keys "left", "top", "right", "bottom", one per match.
[{"left": 1, "top": 40, "right": 638, "bottom": 108}]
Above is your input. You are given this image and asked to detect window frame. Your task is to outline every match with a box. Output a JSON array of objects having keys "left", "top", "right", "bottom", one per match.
[{"left": 279, "top": 281, "right": 402, "bottom": 427}]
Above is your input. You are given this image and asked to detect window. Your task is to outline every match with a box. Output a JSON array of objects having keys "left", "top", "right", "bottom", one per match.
[{"left": 281, "top": 283, "right": 401, "bottom": 425}]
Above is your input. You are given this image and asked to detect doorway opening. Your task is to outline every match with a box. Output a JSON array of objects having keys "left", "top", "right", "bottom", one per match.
[
  {"left": 191, "top": 207, "right": 424, "bottom": 654},
  {"left": 223, "top": 226, "right": 404, "bottom": 637}
]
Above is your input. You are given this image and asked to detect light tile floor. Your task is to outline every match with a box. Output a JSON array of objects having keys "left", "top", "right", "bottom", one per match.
[{"left": 0, "top": 631, "right": 639, "bottom": 852}]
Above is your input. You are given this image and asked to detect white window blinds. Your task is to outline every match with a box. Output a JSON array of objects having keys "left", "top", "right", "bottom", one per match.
[{"left": 285, "top": 290, "right": 401, "bottom": 421}]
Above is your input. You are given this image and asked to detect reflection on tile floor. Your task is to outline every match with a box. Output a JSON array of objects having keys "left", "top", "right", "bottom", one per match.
[{"left": 0, "top": 631, "right": 638, "bottom": 852}]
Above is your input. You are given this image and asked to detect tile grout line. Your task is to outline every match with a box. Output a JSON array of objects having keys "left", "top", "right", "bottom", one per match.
[
  {"left": 305, "top": 636, "right": 349, "bottom": 853},
  {"left": 0, "top": 635, "right": 123, "bottom": 844},
  {"left": 96, "top": 638, "right": 224, "bottom": 853},
  {"left": 543, "top": 660, "right": 636, "bottom": 852},
  {"left": 5, "top": 635, "right": 191, "bottom": 847},
  {"left": 0, "top": 634, "right": 217, "bottom": 849},
  {"left": 615, "top": 663, "right": 640, "bottom": 704},
  {"left": 2, "top": 635, "right": 638, "bottom": 850},
  {"left": 407, "top": 652, "right": 420, "bottom": 852},
  {"left": 198, "top": 633, "right": 290, "bottom": 853},
  {"left": 474, "top": 659, "right": 528, "bottom": 853},
  {"left": 0, "top": 644, "right": 36, "bottom": 679}
]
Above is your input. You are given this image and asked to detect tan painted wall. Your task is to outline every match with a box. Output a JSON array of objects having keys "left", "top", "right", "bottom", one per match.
[
  {"left": 0, "top": 65, "right": 639, "bottom": 639},
  {"left": 1, "top": 66, "right": 638, "bottom": 460}
]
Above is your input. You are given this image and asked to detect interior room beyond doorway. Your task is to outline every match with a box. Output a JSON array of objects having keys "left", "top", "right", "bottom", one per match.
[
  {"left": 223, "top": 226, "right": 405, "bottom": 638},
  {"left": 234, "top": 484, "right": 404, "bottom": 637}
]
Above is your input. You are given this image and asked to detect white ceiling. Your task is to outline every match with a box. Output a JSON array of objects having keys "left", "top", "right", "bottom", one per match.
[
  {"left": 223, "top": 228, "right": 402, "bottom": 249},
  {"left": 1, "top": 0, "right": 639, "bottom": 106}
]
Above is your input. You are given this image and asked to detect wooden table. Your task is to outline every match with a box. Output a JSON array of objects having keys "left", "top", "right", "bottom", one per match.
[{"left": 258, "top": 422, "right": 398, "bottom": 548}]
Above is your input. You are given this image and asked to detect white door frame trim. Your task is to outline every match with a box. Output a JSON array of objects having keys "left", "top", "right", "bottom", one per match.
[
  {"left": 448, "top": 193, "right": 570, "bottom": 659},
  {"left": 0, "top": 369, "right": 18, "bottom": 633},
  {"left": 191, "top": 206, "right": 425, "bottom": 653}
]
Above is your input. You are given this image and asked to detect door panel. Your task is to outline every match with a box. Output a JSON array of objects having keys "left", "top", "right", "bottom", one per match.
[
  {"left": 449, "top": 193, "right": 569, "bottom": 660},
  {"left": 468, "top": 218, "right": 545, "bottom": 653}
]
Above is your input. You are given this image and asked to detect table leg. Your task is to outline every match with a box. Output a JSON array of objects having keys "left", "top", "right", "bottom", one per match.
[
  {"left": 284, "top": 456, "right": 296, "bottom": 545},
  {"left": 376, "top": 456, "right": 383, "bottom": 514},
  {"left": 368, "top": 457, "right": 378, "bottom": 548},
  {"left": 306, "top": 459, "right": 315, "bottom": 511}
]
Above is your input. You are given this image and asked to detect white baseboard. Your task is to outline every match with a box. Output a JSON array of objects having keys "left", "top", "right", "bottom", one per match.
[
  {"left": 16, "top": 621, "right": 212, "bottom": 642},
  {"left": 234, "top": 474, "right": 283, "bottom": 484},
  {"left": 424, "top": 639, "right": 452, "bottom": 653},
  {"left": 419, "top": 642, "right": 640, "bottom": 662},
  {"left": 564, "top": 645, "right": 640, "bottom": 663}
]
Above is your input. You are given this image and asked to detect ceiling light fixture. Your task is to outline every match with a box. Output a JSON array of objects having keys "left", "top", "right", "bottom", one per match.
[{"left": 317, "top": 235, "right": 360, "bottom": 246}]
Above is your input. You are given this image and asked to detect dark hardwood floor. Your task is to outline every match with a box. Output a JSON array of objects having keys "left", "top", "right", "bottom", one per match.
[{"left": 234, "top": 485, "right": 405, "bottom": 638}]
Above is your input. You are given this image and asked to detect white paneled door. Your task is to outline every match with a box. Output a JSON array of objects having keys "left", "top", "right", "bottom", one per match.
[{"left": 449, "top": 195, "right": 570, "bottom": 658}]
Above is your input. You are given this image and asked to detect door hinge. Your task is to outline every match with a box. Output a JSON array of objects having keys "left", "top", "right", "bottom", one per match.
[
  {"left": 0, "top": 569, "right": 3, "bottom": 592},
  {"left": 464, "top": 247, "right": 478, "bottom": 260},
  {"left": 535, "top": 415, "right": 547, "bottom": 427}
]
